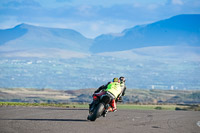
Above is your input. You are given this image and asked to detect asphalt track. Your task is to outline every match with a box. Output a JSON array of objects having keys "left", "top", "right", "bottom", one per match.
[{"left": 0, "top": 106, "right": 199, "bottom": 133}]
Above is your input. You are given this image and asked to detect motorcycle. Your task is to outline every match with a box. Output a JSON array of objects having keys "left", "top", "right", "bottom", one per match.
[{"left": 87, "top": 91, "right": 115, "bottom": 121}]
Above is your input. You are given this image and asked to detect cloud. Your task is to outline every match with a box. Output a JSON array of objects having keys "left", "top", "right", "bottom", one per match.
[
  {"left": 171, "top": 0, "right": 183, "bottom": 5},
  {"left": 0, "top": 0, "right": 200, "bottom": 38},
  {"left": 0, "top": 16, "right": 20, "bottom": 29},
  {"left": 76, "top": 5, "right": 95, "bottom": 17},
  {"left": 56, "top": 0, "right": 72, "bottom": 2},
  {"left": 1, "top": 0, "right": 41, "bottom": 8},
  {"left": 166, "top": 0, "right": 184, "bottom": 5},
  {"left": 147, "top": 4, "right": 159, "bottom": 10}
]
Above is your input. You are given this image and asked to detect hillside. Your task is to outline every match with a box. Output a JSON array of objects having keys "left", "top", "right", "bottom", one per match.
[
  {"left": 0, "top": 14, "right": 200, "bottom": 56},
  {"left": 0, "top": 88, "right": 200, "bottom": 104},
  {"left": 90, "top": 14, "right": 200, "bottom": 53},
  {"left": 0, "top": 23, "right": 92, "bottom": 58}
]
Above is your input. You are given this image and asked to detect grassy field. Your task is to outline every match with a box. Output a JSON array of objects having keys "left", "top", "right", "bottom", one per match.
[
  {"left": 117, "top": 104, "right": 188, "bottom": 110},
  {"left": 0, "top": 88, "right": 200, "bottom": 111},
  {"left": 1, "top": 88, "right": 200, "bottom": 104},
  {"left": 0, "top": 102, "right": 87, "bottom": 108},
  {"left": 1, "top": 102, "right": 199, "bottom": 111}
]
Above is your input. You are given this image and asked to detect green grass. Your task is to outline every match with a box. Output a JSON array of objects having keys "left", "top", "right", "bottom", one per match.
[
  {"left": 0, "top": 102, "right": 88, "bottom": 108},
  {"left": 0, "top": 102, "right": 198, "bottom": 111},
  {"left": 117, "top": 104, "right": 188, "bottom": 110}
]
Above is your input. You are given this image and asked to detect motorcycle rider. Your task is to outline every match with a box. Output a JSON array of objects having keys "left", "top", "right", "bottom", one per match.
[
  {"left": 89, "top": 77, "right": 122, "bottom": 114},
  {"left": 94, "top": 76, "right": 126, "bottom": 101},
  {"left": 105, "top": 77, "right": 121, "bottom": 112},
  {"left": 94, "top": 81, "right": 111, "bottom": 93}
]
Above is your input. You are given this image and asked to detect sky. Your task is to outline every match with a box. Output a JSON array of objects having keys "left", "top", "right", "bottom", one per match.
[{"left": 0, "top": 0, "right": 200, "bottom": 38}]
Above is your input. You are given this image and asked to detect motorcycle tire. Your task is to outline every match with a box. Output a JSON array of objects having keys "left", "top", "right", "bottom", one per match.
[{"left": 88, "top": 103, "right": 104, "bottom": 121}]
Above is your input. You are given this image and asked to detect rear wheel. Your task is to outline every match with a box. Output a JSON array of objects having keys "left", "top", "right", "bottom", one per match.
[{"left": 88, "top": 103, "right": 104, "bottom": 121}]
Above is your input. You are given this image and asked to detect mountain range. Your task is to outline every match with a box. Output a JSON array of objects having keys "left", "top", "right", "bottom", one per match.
[
  {"left": 0, "top": 14, "right": 200, "bottom": 90},
  {"left": 0, "top": 23, "right": 92, "bottom": 58},
  {"left": 90, "top": 14, "right": 200, "bottom": 53},
  {"left": 0, "top": 14, "right": 200, "bottom": 57}
]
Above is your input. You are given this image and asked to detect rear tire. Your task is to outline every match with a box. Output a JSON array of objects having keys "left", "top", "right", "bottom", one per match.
[{"left": 88, "top": 103, "right": 104, "bottom": 121}]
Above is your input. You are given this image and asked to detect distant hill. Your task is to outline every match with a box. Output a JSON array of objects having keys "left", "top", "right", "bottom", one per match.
[
  {"left": 0, "top": 88, "right": 200, "bottom": 104},
  {"left": 0, "top": 23, "right": 92, "bottom": 58},
  {"left": 90, "top": 14, "right": 200, "bottom": 53},
  {"left": 0, "top": 14, "right": 199, "bottom": 56}
]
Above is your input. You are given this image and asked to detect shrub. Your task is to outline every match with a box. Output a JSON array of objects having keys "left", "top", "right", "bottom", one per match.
[{"left": 155, "top": 106, "right": 162, "bottom": 110}]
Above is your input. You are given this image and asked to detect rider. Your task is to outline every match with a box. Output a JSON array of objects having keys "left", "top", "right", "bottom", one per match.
[
  {"left": 94, "top": 76, "right": 126, "bottom": 100},
  {"left": 94, "top": 81, "right": 111, "bottom": 93},
  {"left": 89, "top": 77, "right": 126, "bottom": 114},
  {"left": 105, "top": 77, "right": 121, "bottom": 112}
]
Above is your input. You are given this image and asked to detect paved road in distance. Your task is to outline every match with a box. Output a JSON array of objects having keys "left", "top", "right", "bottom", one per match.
[{"left": 0, "top": 106, "right": 199, "bottom": 133}]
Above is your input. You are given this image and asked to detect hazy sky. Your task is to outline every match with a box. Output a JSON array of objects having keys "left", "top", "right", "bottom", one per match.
[{"left": 0, "top": 0, "right": 200, "bottom": 38}]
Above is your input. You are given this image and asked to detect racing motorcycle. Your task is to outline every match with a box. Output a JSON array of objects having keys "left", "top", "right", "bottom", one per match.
[{"left": 87, "top": 91, "right": 115, "bottom": 121}]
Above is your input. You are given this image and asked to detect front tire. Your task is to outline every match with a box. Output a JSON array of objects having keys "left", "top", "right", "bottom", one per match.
[{"left": 88, "top": 103, "right": 104, "bottom": 121}]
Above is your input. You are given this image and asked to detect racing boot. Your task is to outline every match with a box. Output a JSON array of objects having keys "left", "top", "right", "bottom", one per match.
[{"left": 110, "top": 99, "right": 117, "bottom": 112}]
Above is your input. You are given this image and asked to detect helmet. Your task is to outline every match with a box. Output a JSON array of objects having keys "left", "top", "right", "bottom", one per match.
[
  {"left": 113, "top": 77, "right": 119, "bottom": 82},
  {"left": 119, "top": 76, "right": 126, "bottom": 82}
]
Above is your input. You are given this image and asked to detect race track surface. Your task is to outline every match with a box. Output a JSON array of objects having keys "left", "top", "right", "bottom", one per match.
[{"left": 0, "top": 106, "right": 199, "bottom": 133}]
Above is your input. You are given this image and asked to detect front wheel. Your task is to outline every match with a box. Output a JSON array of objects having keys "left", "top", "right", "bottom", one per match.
[{"left": 88, "top": 103, "right": 104, "bottom": 121}]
